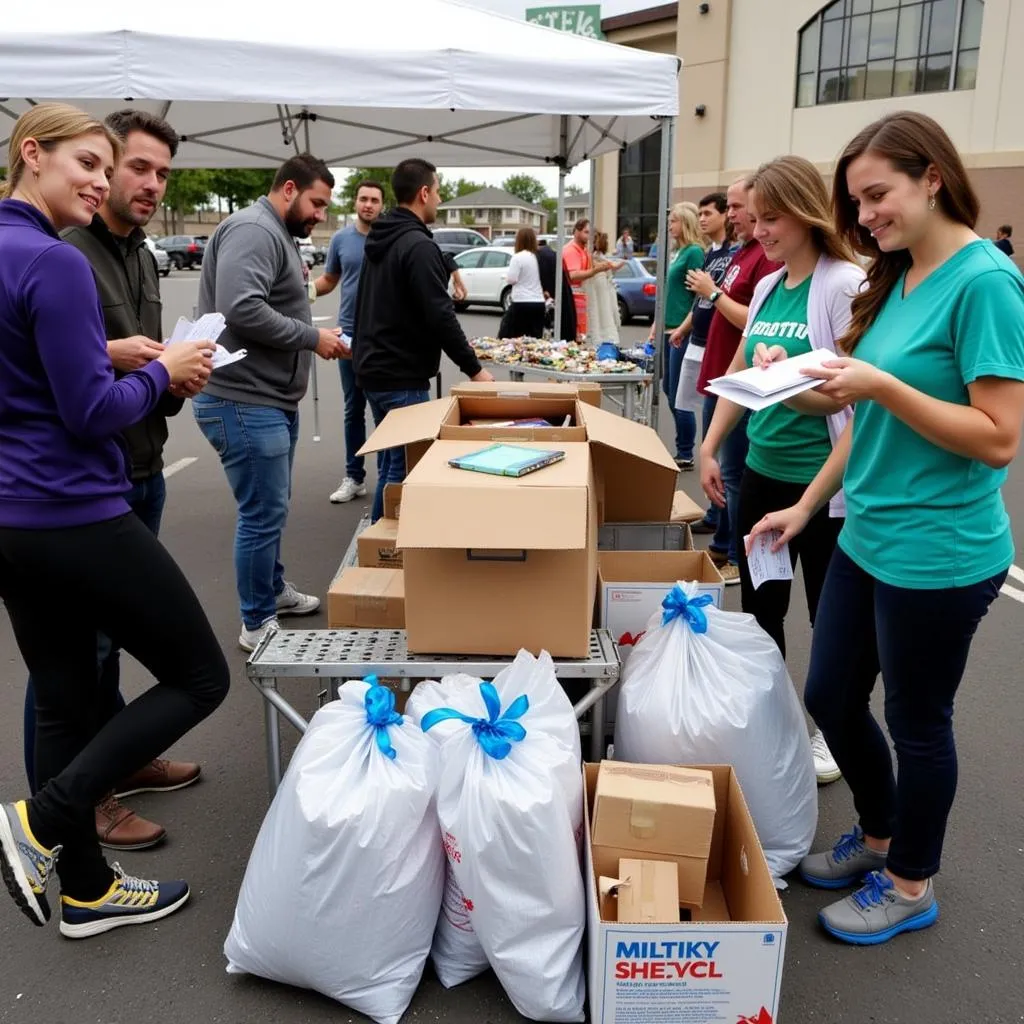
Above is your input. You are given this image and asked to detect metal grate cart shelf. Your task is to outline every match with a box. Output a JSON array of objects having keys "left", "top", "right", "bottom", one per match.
[{"left": 247, "top": 627, "right": 620, "bottom": 796}]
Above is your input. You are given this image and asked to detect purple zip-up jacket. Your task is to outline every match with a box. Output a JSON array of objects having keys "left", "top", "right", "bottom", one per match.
[{"left": 0, "top": 199, "right": 169, "bottom": 528}]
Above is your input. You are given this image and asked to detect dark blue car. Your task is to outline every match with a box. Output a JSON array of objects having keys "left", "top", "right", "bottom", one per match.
[{"left": 613, "top": 257, "right": 657, "bottom": 324}]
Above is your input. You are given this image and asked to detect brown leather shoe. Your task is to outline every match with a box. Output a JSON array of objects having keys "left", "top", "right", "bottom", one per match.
[
  {"left": 114, "top": 758, "right": 202, "bottom": 798},
  {"left": 95, "top": 794, "right": 166, "bottom": 851}
]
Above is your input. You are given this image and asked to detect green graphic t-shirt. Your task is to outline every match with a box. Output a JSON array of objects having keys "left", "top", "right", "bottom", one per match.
[{"left": 742, "top": 274, "right": 831, "bottom": 484}]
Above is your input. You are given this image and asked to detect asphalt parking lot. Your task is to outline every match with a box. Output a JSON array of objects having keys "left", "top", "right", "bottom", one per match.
[{"left": 0, "top": 269, "right": 1021, "bottom": 1024}]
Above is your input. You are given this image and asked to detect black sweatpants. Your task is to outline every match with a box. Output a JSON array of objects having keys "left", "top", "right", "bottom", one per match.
[
  {"left": 0, "top": 513, "right": 229, "bottom": 898},
  {"left": 736, "top": 466, "right": 843, "bottom": 659}
]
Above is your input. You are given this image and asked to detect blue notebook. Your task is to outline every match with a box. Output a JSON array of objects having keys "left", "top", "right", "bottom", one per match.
[{"left": 448, "top": 443, "right": 566, "bottom": 478}]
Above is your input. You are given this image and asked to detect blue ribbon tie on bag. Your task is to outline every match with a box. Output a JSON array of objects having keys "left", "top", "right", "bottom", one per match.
[
  {"left": 420, "top": 682, "right": 529, "bottom": 760},
  {"left": 661, "top": 585, "right": 714, "bottom": 633},
  {"left": 364, "top": 675, "right": 403, "bottom": 760}
]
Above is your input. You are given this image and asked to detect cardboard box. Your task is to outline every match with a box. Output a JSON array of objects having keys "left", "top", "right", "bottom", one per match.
[
  {"left": 327, "top": 567, "right": 405, "bottom": 629},
  {"left": 585, "top": 763, "right": 787, "bottom": 1024},
  {"left": 383, "top": 483, "right": 403, "bottom": 520},
  {"left": 357, "top": 518, "right": 402, "bottom": 569},
  {"left": 451, "top": 379, "right": 602, "bottom": 407},
  {"left": 396, "top": 439, "right": 597, "bottom": 656},
  {"left": 671, "top": 488, "right": 706, "bottom": 524},
  {"left": 613, "top": 859, "right": 679, "bottom": 924},
  {"left": 598, "top": 550, "right": 725, "bottom": 658},
  {"left": 360, "top": 395, "right": 676, "bottom": 523},
  {"left": 592, "top": 761, "right": 716, "bottom": 906}
]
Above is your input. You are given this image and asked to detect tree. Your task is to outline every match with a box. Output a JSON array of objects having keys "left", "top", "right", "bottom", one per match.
[
  {"left": 439, "top": 175, "right": 486, "bottom": 203},
  {"left": 338, "top": 167, "right": 395, "bottom": 211},
  {"left": 567, "top": 184, "right": 584, "bottom": 197},
  {"left": 542, "top": 197, "right": 558, "bottom": 233},
  {"left": 207, "top": 169, "right": 276, "bottom": 213},
  {"left": 162, "top": 169, "right": 213, "bottom": 233},
  {"left": 501, "top": 174, "right": 548, "bottom": 207}
]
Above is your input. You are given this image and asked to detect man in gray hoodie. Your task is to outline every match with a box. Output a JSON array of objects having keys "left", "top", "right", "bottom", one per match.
[{"left": 193, "top": 154, "right": 346, "bottom": 651}]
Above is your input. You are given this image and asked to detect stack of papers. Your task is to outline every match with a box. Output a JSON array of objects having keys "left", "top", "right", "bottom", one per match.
[
  {"left": 168, "top": 313, "right": 246, "bottom": 370},
  {"left": 706, "top": 349, "right": 832, "bottom": 411}
]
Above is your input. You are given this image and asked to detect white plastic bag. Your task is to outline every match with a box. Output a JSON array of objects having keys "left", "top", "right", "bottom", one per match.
[
  {"left": 406, "top": 650, "right": 585, "bottom": 1022},
  {"left": 224, "top": 679, "right": 444, "bottom": 1024},
  {"left": 614, "top": 582, "right": 817, "bottom": 880}
]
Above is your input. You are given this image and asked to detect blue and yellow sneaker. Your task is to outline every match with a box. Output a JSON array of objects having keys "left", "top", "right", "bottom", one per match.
[
  {"left": 59, "top": 863, "right": 190, "bottom": 939},
  {"left": 0, "top": 800, "right": 61, "bottom": 925}
]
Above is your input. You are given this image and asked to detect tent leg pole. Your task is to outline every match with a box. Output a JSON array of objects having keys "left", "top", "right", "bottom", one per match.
[
  {"left": 650, "top": 115, "right": 675, "bottom": 432},
  {"left": 554, "top": 167, "right": 567, "bottom": 342}
]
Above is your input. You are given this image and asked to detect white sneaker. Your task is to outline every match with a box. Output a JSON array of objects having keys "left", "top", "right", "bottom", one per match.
[
  {"left": 329, "top": 478, "right": 367, "bottom": 504},
  {"left": 275, "top": 581, "right": 320, "bottom": 617},
  {"left": 811, "top": 728, "right": 842, "bottom": 785},
  {"left": 239, "top": 617, "right": 279, "bottom": 653}
]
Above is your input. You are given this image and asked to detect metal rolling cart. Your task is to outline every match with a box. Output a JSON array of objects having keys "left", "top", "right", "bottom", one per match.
[
  {"left": 505, "top": 363, "right": 654, "bottom": 424},
  {"left": 248, "top": 627, "right": 620, "bottom": 797}
]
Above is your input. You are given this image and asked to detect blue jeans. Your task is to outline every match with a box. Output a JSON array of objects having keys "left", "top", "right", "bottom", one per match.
[
  {"left": 663, "top": 335, "right": 695, "bottom": 461},
  {"left": 193, "top": 395, "right": 299, "bottom": 630},
  {"left": 702, "top": 393, "right": 748, "bottom": 563},
  {"left": 805, "top": 548, "right": 1004, "bottom": 880},
  {"left": 365, "top": 389, "right": 431, "bottom": 522},
  {"left": 339, "top": 359, "right": 368, "bottom": 484},
  {"left": 23, "top": 473, "right": 166, "bottom": 791}
]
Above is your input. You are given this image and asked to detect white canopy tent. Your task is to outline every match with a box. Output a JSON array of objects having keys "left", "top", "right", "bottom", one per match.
[{"left": 0, "top": 0, "right": 680, "bottom": 420}]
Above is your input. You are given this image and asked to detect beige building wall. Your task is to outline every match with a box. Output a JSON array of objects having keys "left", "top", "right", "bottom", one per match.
[{"left": 596, "top": 0, "right": 1024, "bottom": 246}]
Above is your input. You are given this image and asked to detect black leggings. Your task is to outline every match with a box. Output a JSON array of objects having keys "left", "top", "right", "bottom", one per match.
[
  {"left": 736, "top": 466, "right": 843, "bottom": 658},
  {"left": 0, "top": 513, "right": 229, "bottom": 898}
]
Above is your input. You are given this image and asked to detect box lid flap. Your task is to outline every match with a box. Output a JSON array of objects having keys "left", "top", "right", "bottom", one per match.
[
  {"left": 396, "top": 441, "right": 591, "bottom": 551},
  {"left": 451, "top": 381, "right": 586, "bottom": 400},
  {"left": 358, "top": 398, "right": 450, "bottom": 455}
]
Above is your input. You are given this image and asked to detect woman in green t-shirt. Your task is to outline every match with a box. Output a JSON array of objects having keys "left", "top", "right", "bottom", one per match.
[
  {"left": 749, "top": 112, "right": 1024, "bottom": 946},
  {"left": 652, "top": 203, "right": 705, "bottom": 468},
  {"left": 700, "top": 155, "right": 864, "bottom": 786}
]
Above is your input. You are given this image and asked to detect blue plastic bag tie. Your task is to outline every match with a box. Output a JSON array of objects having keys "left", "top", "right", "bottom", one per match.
[
  {"left": 661, "top": 585, "right": 714, "bottom": 633},
  {"left": 420, "top": 681, "right": 529, "bottom": 760},
  {"left": 364, "top": 674, "right": 403, "bottom": 760}
]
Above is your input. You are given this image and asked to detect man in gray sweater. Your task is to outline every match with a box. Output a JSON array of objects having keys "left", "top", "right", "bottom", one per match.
[{"left": 193, "top": 154, "right": 346, "bottom": 651}]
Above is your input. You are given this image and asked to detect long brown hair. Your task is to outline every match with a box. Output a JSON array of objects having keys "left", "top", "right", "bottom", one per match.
[
  {"left": 514, "top": 226, "right": 537, "bottom": 253},
  {"left": 832, "top": 111, "right": 979, "bottom": 351},
  {"left": 0, "top": 103, "right": 119, "bottom": 199},
  {"left": 747, "top": 155, "right": 856, "bottom": 268}
]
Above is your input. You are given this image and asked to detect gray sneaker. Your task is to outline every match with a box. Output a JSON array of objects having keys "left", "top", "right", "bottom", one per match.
[
  {"left": 819, "top": 870, "right": 938, "bottom": 945},
  {"left": 800, "top": 825, "right": 887, "bottom": 889},
  {"left": 275, "top": 581, "right": 320, "bottom": 617},
  {"left": 0, "top": 800, "right": 61, "bottom": 925}
]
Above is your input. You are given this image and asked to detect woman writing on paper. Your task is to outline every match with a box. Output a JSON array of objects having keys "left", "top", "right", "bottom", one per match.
[
  {"left": 699, "top": 155, "right": 865, "bottom": 785},
  {"left": 748, "top": 112, "right": 1024, "bottom": 945}
]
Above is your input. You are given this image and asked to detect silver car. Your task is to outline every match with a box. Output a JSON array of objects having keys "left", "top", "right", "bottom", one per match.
[{"left": 145, "top": 236, "right": 171, "bottom": 277}]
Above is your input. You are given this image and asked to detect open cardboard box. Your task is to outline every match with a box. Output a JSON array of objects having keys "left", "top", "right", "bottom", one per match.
[
  {"left": 584, "top": 763, "right": 787, "bottom": 1024},
  {"left": 357, "top": 518, "right": 402, "bottom": 569}
]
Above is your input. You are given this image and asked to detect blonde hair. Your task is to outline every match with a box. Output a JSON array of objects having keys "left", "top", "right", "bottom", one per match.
[
  {"left": 0, "top": 103, "right": 120, "bottom": 200},
  {"left": 670, "top": 202, "right": 704, "bottom": 251},
  {"left": 746, "top": 154, "right": 856, "bottom": 267}
]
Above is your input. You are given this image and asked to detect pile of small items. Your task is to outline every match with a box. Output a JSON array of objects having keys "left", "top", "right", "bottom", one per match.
[{"left": 471, "top": 337, "right": 640, "bottom": 375}]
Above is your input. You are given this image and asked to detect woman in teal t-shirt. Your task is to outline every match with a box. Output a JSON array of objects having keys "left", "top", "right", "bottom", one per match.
[
  {"left": 652, "top": 203, "right": 705, "bottom": 468},
  {"left": 701, "top": 155, "right": 864, "bottom": 786},
  {"left": 750, "top": 112, "right": 1024, "bottom": 947}
]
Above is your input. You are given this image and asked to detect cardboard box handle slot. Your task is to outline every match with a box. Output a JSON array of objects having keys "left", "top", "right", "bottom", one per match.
[{"left": 465, "top": 548, "right": 528, "bottom": 563}]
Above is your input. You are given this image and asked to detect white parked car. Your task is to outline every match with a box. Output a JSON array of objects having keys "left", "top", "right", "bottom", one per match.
[
  {"left": 297, "top": 238, "right": 317, "bottom": 268},
  {"left": 450, "top": 246, "right": 514, "bottom": 312},
  {"left": 145, "top": 235, "right": 171, "bottom": 277}
]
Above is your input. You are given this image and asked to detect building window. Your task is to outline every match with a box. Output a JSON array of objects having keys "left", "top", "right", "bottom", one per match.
[
  {"left": 796, "top": 0, "right": 983, "bottom": 108},
  {"left": 617, "top": 128, "right": 662, "bottom": 253}
]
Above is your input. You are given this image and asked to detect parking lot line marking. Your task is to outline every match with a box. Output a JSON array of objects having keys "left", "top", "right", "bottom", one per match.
[
  {"left": 164, "top": 457, "right": 197, "bottom": 479},
  {"left": 1000, "top": 583, "right": 1024, "bottom": 604},
  {"left": 1007, "top": 564, "right": 1024, "bottom": 585}
]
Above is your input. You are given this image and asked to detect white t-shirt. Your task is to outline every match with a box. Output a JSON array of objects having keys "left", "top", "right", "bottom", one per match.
[{"left": 506, "top": 250, "right": 544, "bottom": 303}]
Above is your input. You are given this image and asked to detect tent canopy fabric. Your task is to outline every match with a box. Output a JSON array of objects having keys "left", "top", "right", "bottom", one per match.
[{"left": 0, "top": 0, "right": 679, "bottom": 169}]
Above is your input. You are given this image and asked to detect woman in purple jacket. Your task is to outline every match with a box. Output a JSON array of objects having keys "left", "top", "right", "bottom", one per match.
[{"left": 0, "top": 104, "right": 228, "bottom": 940}]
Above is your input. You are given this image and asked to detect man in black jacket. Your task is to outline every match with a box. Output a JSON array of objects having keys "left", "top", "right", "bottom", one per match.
[
  {"left": 354, "top": 158, "right": 494, "bottom": 520},
  {"left": 23, "top": 109, "right": 202, "bottom": 851}
]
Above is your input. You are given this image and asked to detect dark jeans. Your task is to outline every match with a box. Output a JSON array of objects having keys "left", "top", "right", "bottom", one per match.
[
  {"left": 338, "top": 359, "right": 367, "bottom": 485},
  {"left": 23, "top": 473, "right": 167, "bottom": 792},
  {"left": 703, "top": 393, "right": 749, "bottom": 563},
  {"left": 0, "top": 513, "right": 229, "bottom": 898},
  {"left": 365, "top": 389, "right": 431, "bottom": 522},
  {"left": 804, "top": 548, "right": 1004, "bottom": 881},
  {"left": 663, "top": 335, "right": 696, "bottom": 461},
  {"left": 736, "top": 467, "right": 842, "bottom": 658}
]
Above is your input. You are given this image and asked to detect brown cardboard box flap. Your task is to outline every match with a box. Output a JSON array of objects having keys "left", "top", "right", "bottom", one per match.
[
  {"left": 383, "top": 484, "right": 403, "bottom": 520},
  {"left": 615, "top": 859, "right": 680, "bottom": 923},
  {"left": 451, "top": 380, "right": 600, "bottom": 404},
  {"left": 397, "top": 441, "right": 591, "bottom": 551},
  {"left": 592, "top": 761, "right": 716, "bottom": 860},
  {"left": 671, "top": 489, "right": 706, "bottom": 524},
  {"left": 357, "top": 398, "right": 450, "bottom": 456}
]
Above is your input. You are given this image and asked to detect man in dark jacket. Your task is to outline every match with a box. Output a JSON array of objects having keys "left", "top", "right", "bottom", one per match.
[
  {"left": 23, "top": 109, "right": 202, "bottom": 852},
  {"left": 354, "top": 158, "right": 494, "bottom": 520},
  {"left": 536, "top": 239, "right": 577, "bottom": 340}
]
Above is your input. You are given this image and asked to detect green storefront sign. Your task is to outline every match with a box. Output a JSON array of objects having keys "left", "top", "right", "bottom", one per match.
[{"left": 526, "top": 5, "right": 605, "bottom": 40}]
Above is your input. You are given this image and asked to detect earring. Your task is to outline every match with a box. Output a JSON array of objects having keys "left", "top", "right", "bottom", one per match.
[{"left": 928, "top": 194, "right": 937, "bottom": 211}]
